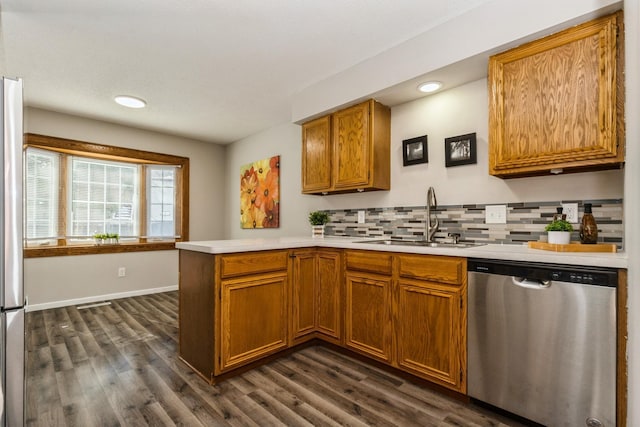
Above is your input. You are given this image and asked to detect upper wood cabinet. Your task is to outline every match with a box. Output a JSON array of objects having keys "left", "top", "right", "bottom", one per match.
[
  {"left": 489, "top": 11, "right": 624, "bottom": 178},
  {"left": 301, "top": 116, "right": 332, "bottom": 193},
  {"left": 301, "top": 99, "right": 391, "bottom": 194}
]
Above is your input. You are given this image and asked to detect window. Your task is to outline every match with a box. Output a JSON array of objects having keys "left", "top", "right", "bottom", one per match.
[
  {"left": 147, "top": 165, "right": 177, "bottom": 238},
  {"left": 69, "top": 157, "right": 139, "bottom": 243},
  {"left": 25, "top": 148, "right": 59, "bottom": 244},
  {"left": 24, "top": 133, "right": 189, "bottom": 257}
]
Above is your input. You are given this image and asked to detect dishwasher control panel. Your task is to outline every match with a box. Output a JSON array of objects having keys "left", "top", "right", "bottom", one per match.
[{"left": 468, "top": 259, "right": 618, "bottom": 287}]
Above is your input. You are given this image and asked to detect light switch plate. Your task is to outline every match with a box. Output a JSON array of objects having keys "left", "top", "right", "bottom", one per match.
[
  {"left": 485, "top": 205, "right": 507, "bottom": 224},
  {"left": 357, "top": 210, "right": 365, "bottom": 224},
  {"left": 562, "top": 203, "right": 579, "bottom": 223}
]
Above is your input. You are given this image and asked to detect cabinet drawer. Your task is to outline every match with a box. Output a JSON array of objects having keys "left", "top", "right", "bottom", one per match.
[
  {"left": 345, "top": 250, "right": 393, "bottom": 275},
  {"left": 220, "top": 250, "right": 288, "bottom": 278},
  {"left": 397, "top": 255, "right": 465, "bottom": 285}
]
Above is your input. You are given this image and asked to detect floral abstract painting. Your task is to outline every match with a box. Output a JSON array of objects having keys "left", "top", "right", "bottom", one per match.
[{"left": 240, "top": 155, "right": 280, "bottom": 228}]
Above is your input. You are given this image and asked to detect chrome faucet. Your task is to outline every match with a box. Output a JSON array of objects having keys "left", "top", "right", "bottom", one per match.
[{"left": 425, "top": 186, "right": 439, "bottom": 242}]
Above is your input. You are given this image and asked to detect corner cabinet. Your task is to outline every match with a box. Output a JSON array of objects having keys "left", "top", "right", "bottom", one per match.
[
  {"left": 489, "top": 11, "right": 624, "bottom": 178},
  {"left": 290, "top": 248, "right": 342, "bottom": 345},
  {"left": 301, "top": 99, "right": 390, "bottom": 195}
]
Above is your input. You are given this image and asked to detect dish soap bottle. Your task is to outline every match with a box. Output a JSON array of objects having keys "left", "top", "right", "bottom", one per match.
[
  {"left": 553, "top": 207, "right": 566, "bottom": 221},
  {"left": 579, "top": 203, "right": 598, "bottom": 244}
]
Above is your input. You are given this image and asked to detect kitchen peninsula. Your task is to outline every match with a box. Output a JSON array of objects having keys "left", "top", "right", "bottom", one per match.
[{"left": 176, "top": 237, "right": 627, "bottom": 397}]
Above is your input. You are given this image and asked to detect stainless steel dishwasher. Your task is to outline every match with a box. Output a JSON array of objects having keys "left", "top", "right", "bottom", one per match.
[{"left": 467, "top": 258, "right": 617, "bottom": 427}]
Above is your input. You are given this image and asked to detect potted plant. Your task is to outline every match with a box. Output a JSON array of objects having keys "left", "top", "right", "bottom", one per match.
[
  {"left": 308, "top": 211, "right": 330, "bottom": 238},
  {"left": 94, "top": 233, "right": 120, "bottom": 245},
  {"left": 545, "top": 219, "right": 574, "bottom": 244},
  {"left": 93, "top": 233, "right": 107, "bottom": 245}
]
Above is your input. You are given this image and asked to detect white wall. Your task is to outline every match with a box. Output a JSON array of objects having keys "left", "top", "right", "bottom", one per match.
[
  {"left": 224, "top": 122, "right": 327, "bottom": 239},
  {"left": 292, "top": 0, "right": 622, "bottom": 122},
  {"left": 25, "top": 251, "right": 177, "bottom": 309},
  {"left": 24, "top": 108, "right": 226, "bottom": 309},
  {"left": 224, "top": 78, "right": 624, "bottom": 240}
]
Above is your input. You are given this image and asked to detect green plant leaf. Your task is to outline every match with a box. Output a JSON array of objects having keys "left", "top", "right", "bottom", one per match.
[
  {"left": 308, "top": 211, "right": 330, "bottom": 225},
  {"left": 544, "top": 219, "right": 574, "bottom": 232}
]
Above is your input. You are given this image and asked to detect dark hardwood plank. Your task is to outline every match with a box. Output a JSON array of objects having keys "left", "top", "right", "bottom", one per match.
[
  {"left": 27, "top": 291, "right": 525, "bottom": 427},
  {"left": 289, "top": 351, "right": 442, "bottom": 426},
  {"left": 257, "top": 364, "right": 371, "bottom": 427}
]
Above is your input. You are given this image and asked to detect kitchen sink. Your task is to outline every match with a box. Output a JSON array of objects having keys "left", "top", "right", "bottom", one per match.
[{"left": 356, "top": 239, "right": 485, "bottom": 249}]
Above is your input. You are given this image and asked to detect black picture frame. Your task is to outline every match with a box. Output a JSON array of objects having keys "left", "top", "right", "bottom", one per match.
[
  {"left": 445, "top": 133, "right": 477, "bottom": 167},
  {"left": 402, "top": 135, "right": 428, "bottom": 166}
]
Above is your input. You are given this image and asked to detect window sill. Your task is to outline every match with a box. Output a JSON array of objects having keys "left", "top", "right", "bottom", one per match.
[{"left": 24, "top": 242, "right": 177, "bottom": 258}]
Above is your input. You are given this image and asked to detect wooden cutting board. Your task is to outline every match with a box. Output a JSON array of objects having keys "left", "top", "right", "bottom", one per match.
[{"left": 528, "top": 241, "right": 617, "bottom": 253}]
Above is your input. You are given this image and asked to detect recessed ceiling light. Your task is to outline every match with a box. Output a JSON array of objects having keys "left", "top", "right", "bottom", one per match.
[
  {"left": 114, "top": 95, "right": 147, "bottom": 109},
  {"left": 417, "top": 81, "right": 443, "bottom": 93}
]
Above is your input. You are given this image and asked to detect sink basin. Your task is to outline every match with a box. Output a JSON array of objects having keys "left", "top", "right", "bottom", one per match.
[{"left": 356, "top": 239, "right": 485, "bottom": 249}]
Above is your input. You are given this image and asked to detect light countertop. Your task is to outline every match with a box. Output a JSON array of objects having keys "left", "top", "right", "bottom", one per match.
[{"left": 175, "top": 236, "right": 627, "bottom": 269}]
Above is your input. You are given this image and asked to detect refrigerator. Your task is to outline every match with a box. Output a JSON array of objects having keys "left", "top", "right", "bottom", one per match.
[{"left": 0, "top": 77, "right": 25, "bottom": 426}]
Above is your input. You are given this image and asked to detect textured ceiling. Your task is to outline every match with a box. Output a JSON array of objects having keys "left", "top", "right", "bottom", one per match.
[{"left": 0, "top": 0, "right": 492, "bottom": 144}]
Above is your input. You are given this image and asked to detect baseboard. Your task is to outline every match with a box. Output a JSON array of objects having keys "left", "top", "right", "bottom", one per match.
[{"left": 25, "top": 285, "right": 178, "bottom": 312}]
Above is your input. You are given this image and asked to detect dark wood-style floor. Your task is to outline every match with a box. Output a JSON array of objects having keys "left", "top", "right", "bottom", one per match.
[{"left": 26, "top": 291, "right": 524, "bottom": 426}]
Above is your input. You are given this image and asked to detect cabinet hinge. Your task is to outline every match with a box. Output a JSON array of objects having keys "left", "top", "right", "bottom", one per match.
[
  {"left": 219, "top": 288, "right": 221, "bottom": 299},
  {"left": 460, "top": 369, "right": 463, "bottom": 382},
  {"left": 460, "top": 296, "right": 463, "bottom": 309}
]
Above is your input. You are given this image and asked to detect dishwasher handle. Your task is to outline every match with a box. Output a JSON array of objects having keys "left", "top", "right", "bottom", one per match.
[{"left": 512, "top": 276, "right": 551, "bottom": 289}]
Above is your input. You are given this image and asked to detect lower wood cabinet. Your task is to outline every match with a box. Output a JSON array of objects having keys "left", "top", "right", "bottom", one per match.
[
  {"left": 290, "top": 248, "right": 342, "bottom": 345},
  {"left": 396, "top": 279, "right": 466, "bottom": 392},
  {"left": 344, "top": 250, "right": 467, "bottom": 393},
  {"left": 316, "top": 250, "right": 342, "bottom": 341},
  {"left": 291, "top": 250, "right": 317, "bottom": 341},
  {"left": 178, "top": 249, "right": 290, "bottom": 382},
  {"left": 396, "top": 254, "right": 467, "bottom": 393},
  {"left": 344, "top": 271, "right": 393, "bottom": 363},
  {"left": 220, "top": 271, "right": 289, "bottom": 372},
  {"left": 179, "top": 247, "right": 465, "bottom": 393}
]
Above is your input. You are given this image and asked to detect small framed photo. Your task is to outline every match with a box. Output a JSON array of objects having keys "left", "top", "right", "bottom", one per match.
[
  {"left": 445, "top": 133, "right": 477, "bottom": 167},
  {"left": 402, "top": 135, "right": 428, "bottom": 166}
]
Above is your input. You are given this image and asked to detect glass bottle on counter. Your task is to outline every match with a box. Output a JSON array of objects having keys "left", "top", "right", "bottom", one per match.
[
  {"left": 579, "top": 203, "right": 598, "bottom": 244},
  {"left": 553, "top": 207, "right": 566, "bottom": 221}
]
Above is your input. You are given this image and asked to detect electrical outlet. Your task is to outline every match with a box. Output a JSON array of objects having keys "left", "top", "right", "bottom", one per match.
[
  {"left": 562, "top": 203, "right": 579, "bottom": 223},
  {"left": 118, "top": 267, "right": 126, "bottom": 277},
  {"left": 485, "top": 205, "right": 507, "bottom": 224},
  {"left": 357, "top": 210, "right": 365, "bottom": 224}
]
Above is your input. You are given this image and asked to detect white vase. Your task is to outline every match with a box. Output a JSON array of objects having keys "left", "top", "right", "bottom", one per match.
[
  {"left": 548, "top": 231, "right": 571, "bottom": 244},
  {"left": 311, "top": 225, "right": 325, "bottom": 238}
]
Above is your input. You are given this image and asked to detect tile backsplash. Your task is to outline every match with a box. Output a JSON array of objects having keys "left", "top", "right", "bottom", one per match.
[{"left": 324, "top": 199, "right": 624, "bottom": 248}]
